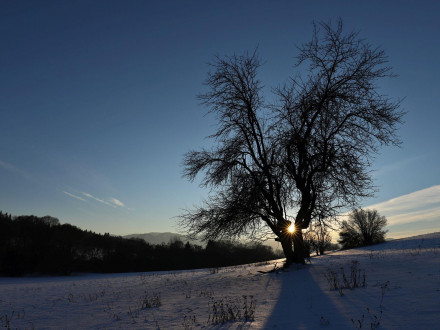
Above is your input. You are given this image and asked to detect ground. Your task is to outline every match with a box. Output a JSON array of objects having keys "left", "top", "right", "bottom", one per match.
[{"left": 1, "top": 233, "right": 439, "bottom": 329}]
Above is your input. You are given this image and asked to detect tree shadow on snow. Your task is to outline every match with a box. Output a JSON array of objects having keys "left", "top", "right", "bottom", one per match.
[{"left": 263, "top": 264, "right": 351, "bottom": 329}]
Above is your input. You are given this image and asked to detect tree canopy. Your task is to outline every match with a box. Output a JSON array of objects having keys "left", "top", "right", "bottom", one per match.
[
  {"left": 339, "top": 208, "right": 388, "bottom": 249},
  {"left": 180, "top": 19, "right": 404, "bottom": 265}
]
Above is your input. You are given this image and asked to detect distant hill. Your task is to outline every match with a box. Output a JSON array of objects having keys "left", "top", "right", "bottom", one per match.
[
  {"left": 124, "top": 232, "right": 283, "bottom": 252},
  {"left": 0, "top": 213, "right": 283, "bottom": 276},
  {"left": 124, "top": 232, "right": 204, "bottom": 246}
]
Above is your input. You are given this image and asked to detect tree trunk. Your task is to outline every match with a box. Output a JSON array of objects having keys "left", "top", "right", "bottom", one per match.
[
  {"left": 280, "top": 235, "right": 294, "bottom": 267},
  {"left": 292, "top": 230, "right": 306, "bottom": 265}
]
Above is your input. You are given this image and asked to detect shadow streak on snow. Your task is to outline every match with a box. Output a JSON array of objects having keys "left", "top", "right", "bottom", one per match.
[{"left": 263, "top": 264, "right": 351, "bottom": 329}]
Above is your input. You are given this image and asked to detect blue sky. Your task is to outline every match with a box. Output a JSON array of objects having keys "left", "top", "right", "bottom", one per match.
[{"left": 1, "top": 0, "right": 439, "bottom": 238}]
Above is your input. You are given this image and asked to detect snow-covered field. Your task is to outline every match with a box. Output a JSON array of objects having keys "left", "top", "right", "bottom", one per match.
[{"left": 1, "top": 233, "right": 439, "bottom": 329}]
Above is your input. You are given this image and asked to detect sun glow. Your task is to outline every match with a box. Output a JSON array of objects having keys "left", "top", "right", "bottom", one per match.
[{"left": 287, "top": 224, "right": 295, "bottom": 234}]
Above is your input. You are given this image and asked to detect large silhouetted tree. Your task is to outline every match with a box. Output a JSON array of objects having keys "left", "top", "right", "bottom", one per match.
[{"left": 180, "top": 20, "right": 404, "bottom": 266}]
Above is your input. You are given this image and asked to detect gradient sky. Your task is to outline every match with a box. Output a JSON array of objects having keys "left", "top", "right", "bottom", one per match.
[{"left": 1, "top": 0, "right": 439, "bottom": 239}]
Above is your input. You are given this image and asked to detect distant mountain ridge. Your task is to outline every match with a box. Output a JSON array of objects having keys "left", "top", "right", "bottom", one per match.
[{"left": 124, "top": 232, "right": 283, "bottom": 252}]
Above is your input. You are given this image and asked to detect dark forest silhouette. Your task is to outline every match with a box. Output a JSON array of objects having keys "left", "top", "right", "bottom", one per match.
[{"left": 0, "top": 211, "right": 281, "bottom": 276}]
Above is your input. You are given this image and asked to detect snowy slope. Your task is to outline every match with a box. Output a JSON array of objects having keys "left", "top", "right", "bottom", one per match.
[{"left": 1, "top": 233, "right": 439, "bottom": 329}]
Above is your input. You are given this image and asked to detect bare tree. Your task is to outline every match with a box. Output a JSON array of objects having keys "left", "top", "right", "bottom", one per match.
[
  {"left": 180, "top": 50, "right": 296, "bottom": 263},
  {"left": 304, "top": 222, "right": 332, "bottom": 256},
  {"left": 180, "top": 19, "right": 403, "bottom": 266},
  {"left": 339, "top": 208, "right": 388, "bottom": 248}
]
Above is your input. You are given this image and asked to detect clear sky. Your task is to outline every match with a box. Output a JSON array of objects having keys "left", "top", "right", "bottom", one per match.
[{"left": 1, "top": 0, "right": 439, "bottom": 239}]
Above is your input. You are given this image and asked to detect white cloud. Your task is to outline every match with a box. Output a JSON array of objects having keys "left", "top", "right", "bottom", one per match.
[
  {"left": 366, "top": 185, "right": 440, "bottom": 226},
  {"left": 386, "top": 208, "right": 440, "bottom": 226},
  {"left": 80, "top": 192, "right": 127, "bottom": 209},
  {"left": 109, "top": 198, "right": 125, "bottom": 207},
  {"left": 82, "top": 192, "right": 115, "bottom": 208},
  {"left": 63, "top": 191, "right": 86, "bottom": 202}
]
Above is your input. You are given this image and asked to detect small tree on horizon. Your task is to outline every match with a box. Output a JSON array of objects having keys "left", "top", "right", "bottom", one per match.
[
  {"left": 304, "top": 222, "right": 332, "bottom": 256},
  {"left": 180, "top": 19, "right": 404, "bottom": 266},
  {"left": 338, "top": 208, "right": 388, "bottom": 249}
]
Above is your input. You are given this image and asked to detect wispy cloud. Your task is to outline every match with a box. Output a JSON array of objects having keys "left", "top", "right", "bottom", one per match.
[
  {"left": 386, "top": 208, "right": 440, "bottom": 226},
  {"left": 80, "top": 192, "right": 127, "bottom": 209},
  {"left": 373, "top": 154, "right": 426, "bottom": 177},
  {"left": 82, "top": 192, "right": 115, "bottom": 208},
  {"left": 0, "top": 159, "right": 35, "bottom": 182},
  {"left": 62, "top": 190, "right": 127, "bottom": 209},
  {"left": 109, "top": 198, "right": 125, "bottom": 207},
  {"left": 0, "top": 159, "right": 17, "bottom": 172},
  {"left": 63, "top": 191, "right": 86, "bottom": 202},
  {"left": 366, "top": 185, "right": 440, "bottom": 226}
]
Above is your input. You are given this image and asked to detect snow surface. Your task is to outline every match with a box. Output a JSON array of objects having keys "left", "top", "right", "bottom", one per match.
[{"left": 1, "top": 233, "right": 439, "bottom": 329}]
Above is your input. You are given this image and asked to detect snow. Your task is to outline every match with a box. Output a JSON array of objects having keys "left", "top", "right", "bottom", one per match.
[{"left": 1, "top": 232, "right": 439, "bottom": 329}]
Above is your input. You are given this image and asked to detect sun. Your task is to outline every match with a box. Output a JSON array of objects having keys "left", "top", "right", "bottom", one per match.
[{"left": 287, "top": 223, "right": 295, "bottom": 234}]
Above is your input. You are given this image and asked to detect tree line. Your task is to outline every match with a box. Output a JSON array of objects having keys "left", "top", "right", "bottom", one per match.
[{"left": 0, "top": 211, "right": 281, "bottom": 276}]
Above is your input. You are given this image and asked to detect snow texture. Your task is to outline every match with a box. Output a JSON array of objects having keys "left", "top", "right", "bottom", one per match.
[{"left": 1, "top": 233, "right": 439, "bottom": 329}]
